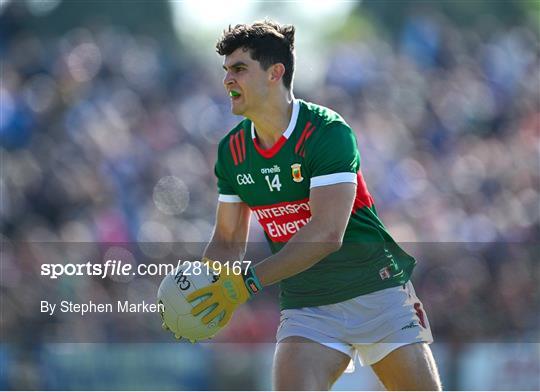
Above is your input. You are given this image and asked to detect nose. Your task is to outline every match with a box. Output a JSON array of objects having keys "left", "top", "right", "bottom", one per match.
[{"left": 223, "top": 72, "right": 234, "bottom": 87}]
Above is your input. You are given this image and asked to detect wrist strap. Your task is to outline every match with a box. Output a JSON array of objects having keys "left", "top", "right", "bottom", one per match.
[{"left": 242, "top": 266, "right": 263, "bottom": 296}]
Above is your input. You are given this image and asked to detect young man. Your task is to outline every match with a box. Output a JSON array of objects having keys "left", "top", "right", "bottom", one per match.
[{"left": 186, "top": 20, "right": 441, "bottom": 390}]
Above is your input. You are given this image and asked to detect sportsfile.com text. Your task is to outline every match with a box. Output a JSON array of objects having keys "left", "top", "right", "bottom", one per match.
[{"left": 40, "top": 260, "right": 251, "bottom": 279}]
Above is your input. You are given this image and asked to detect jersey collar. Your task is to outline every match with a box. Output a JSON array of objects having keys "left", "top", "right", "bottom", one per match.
[{"left": 251, "top": 99, "right": 300, "bottom": 158}]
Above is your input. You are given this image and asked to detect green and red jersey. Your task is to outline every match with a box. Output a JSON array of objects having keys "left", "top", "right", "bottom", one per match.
[{"left": 215, "top": 99, "right": 415, "bottom": 309}]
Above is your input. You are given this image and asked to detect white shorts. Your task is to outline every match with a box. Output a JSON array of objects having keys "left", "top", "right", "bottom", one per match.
[{"left": 276, "top": 281, "right": 433, "bottom": 368}]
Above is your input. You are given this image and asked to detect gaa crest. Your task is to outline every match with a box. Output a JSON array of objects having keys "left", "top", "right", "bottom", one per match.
[{"left": 291, "top": 163, "right": 303, "bottom": 183}]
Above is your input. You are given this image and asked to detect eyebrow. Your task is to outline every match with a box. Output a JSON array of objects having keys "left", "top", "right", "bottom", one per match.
[{"left": 222, "top": 61, "right": 248, "bottom": 71}]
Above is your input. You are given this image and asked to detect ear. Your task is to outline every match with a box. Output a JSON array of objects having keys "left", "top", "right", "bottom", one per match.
[{"left": 268, "top": 63, "right": 286, "bottom": 84}]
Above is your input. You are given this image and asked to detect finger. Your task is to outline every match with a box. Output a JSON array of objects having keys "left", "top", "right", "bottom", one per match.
[
  {"left": 201, "top": 305, "right": 225, "bottom": 325},
  {"left": 191, "top": 296, "right": 218, "bottom": 316},
  {"left": 218, "top": 309, "right": 232, "bottom": 328},
  {"left": 186, "top": 288, "right": 212, "bottom": 303}
]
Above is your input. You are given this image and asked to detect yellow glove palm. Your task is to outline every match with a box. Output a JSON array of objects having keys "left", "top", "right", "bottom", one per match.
[{"left": 186, "top": 264, "right": 261, "bottom": 328}]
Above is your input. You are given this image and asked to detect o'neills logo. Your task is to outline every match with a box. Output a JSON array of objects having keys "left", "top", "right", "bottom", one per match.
[
  {"left": 251, "top": 198, "right": 311, "bottom": 242},
  {"left": 261, "top": 165, "right": 281, "bottom": 174}
]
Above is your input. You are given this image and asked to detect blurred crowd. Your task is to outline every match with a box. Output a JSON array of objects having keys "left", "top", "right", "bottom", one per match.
[{"left": 1, "top": 2, "right": 539, "bottom": 390}]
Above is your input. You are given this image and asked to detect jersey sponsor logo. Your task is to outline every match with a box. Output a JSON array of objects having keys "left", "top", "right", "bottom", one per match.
[
  {"left": 251, "top": 198, "right": 312, "bottom": 242},
  {"left": 295, "top": 121, "right": 316, "bottom": 157},
  {"left": 237, "top": 173, "right": 255, "bottom": 185},
  {"left": 265, "top": 218, "right": 311, "bottom": 240},
  {"left": 260, "top": 165, "right": 281, "bottom": 174},
  {"left": 229, "top": 129, "right": 246, "bottom": 166},
  {"left": 291, "top": 163, "right": 303, "bottom": 182},
  {"left": 252, "top": 200, "right": 310, "bottom": 219}
]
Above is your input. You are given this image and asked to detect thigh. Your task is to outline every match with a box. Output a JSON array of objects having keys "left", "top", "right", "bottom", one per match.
[
  {"left": 273, "top": 336, "right": 351, "bottom": 391},
  {"left": 370, "top": 342, "right": 442, "bottom": 391}
]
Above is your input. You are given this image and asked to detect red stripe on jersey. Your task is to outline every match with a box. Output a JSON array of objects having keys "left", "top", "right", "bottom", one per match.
[
  {"left": 295, "top": 122, "right": 313, "bottom": 154},
  {"left": 298, "top": 127, "right": 315, "bottom": 157},
  {"left": 351, "top": 171, "right": 375, "bottom": 213},
  {"left": 229, "top": 134, "right": 239, "bottom": 165},
  {"left": 240, "top": 129, "right": 246, "bottom": 161},
  {"left": 234, "top": 132, "right": 243, "bottom": 162},
  {"left": 296, "top": 123, "right": 316, "bottom": 157},
  {"left": 253, "top": 135, "right": 288, "bottom": 159},
  {"left": 304, "top": 127, "right": 315, "bottom": 141}
]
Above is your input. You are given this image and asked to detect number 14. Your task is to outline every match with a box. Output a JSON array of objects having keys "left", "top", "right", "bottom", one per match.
[{"left": 264, "top": 174, "right": 282, "bottom": 192}]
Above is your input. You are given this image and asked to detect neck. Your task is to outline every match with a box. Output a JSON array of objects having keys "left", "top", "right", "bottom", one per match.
[{"left": 250, "top": 92, "right": 294, "bottom": 149}]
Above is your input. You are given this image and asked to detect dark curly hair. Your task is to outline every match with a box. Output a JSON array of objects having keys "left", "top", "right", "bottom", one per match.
[{"left": 216, "top": 20, "right": 296, "bottom": 90}]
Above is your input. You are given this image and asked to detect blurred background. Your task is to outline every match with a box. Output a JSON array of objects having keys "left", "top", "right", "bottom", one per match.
[{"left": 1, "top": 0, "right": 539, "bottom": 390}]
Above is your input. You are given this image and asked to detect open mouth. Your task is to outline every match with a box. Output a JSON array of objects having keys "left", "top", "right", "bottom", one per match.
[{"left": 229, "top": 90, "right": 241, "bottom": 100}]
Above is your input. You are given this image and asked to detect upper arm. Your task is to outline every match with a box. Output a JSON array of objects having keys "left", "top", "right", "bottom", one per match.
[
  {"left": 304, "top": 122, "right": 360, "bottom": 240},
  {"left": 309, "top": 183, "right": 356, "bottom": 241},
  {"left": 213, "top": 137, "right": 250, "bottom": 243}
]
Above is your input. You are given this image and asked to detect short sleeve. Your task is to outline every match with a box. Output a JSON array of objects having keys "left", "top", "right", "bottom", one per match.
[
  {"left": 215, "top": 147, "right": 242, "bottom": 203},
  {"left": 305, "top": 123, "right": 360, "bottom": 189}
]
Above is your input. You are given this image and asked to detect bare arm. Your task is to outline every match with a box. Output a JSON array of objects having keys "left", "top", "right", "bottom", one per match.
[
  {"left": 204, "top": 201, "right": 251, "bottom": 263},
  {"left": 253, "top": 182, "right": 356, "bottom": 286}
]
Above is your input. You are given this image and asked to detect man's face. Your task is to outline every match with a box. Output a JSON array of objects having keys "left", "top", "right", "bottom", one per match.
[{"left": 222, "top": 47, "right": 269, "bottom": 116}]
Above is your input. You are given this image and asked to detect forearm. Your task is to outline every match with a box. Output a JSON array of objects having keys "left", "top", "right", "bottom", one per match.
[
  {"left": 253, "top": 219, "right": 342, "bottom": 286},
  {"left": 204, "top": 202, "right": 250, "bottom": 264},
  {"left": 204, "top": 238, "right": 247, "bottom": 264}
]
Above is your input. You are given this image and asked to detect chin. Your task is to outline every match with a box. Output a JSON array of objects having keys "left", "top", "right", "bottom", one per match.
[{"left": 231, "top": 104, "right": 245, "bottom": 116}]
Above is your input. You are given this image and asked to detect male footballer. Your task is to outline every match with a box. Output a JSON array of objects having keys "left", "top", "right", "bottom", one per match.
[{"left": 186, "top": 20, "right": 442, "bottom": 390}]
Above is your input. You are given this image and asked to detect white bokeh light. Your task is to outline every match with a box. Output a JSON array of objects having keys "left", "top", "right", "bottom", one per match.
[{"left": 153, "top": 176, "right": 190, "bottom": 215}]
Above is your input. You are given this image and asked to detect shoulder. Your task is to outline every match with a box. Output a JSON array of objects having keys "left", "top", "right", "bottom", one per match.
[
  {"left": 216, "top": 119, "right": 250, "bottom": 161},
  {"left": 299, "top": 100, "right": 349, "bottom": 129},
  {"left": 217, "top": 119, "right": 250, "bottom": 149},
  {"left": 298, "top": 100, "right": 356, "bottom": 149}
]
